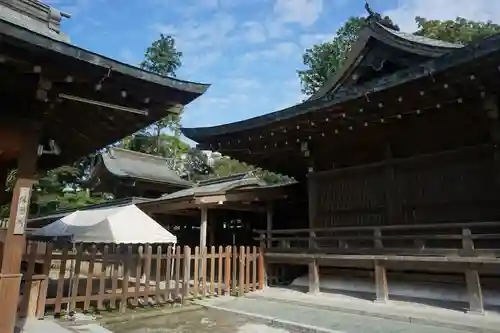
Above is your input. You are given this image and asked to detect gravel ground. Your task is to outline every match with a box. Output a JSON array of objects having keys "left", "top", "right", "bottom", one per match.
[{"left": 105, "top": 308, "right": 293, "bottom": 333}]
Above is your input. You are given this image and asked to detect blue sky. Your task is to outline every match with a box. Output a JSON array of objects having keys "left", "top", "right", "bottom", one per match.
[{"left": 46, "top": 0, "right": 500, "bottom": 134}]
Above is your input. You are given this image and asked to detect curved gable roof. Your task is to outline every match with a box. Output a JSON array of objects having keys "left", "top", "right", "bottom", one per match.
[{"left": 309, "top": 22, "right": 462, "bottom": 101}]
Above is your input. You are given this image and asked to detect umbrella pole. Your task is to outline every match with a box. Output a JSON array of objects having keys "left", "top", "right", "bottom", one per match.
[{"left": 170, "top": 245, "right": 175, "bottom": 290}]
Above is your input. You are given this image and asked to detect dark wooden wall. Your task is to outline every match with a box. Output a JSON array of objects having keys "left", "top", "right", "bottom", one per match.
[{"left": 309, "top": 144, "right": 500, "bottom": 228}]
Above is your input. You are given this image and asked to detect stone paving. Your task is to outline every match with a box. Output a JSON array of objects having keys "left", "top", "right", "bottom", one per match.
[{"left": 105, "top": 308, "right": 294, "bottom": 333}]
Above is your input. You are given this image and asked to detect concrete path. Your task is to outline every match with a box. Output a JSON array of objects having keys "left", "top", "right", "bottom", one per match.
[
  {"left": 247, "top": 287, "right": 500, "bottom": 332},
  {"left": 197, "top": 293, "right": 500, "bottom": 333}
]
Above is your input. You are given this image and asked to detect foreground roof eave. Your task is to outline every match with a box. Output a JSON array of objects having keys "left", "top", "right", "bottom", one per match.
[
  {"left": 0, "top": 18, "right": 210, "bottom": 95},
  {"left": 181, "top": 32, "right": 500, "bottom": 142}
]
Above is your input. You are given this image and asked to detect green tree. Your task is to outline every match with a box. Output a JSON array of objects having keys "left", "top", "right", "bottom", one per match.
[
  {"left": 201, "top": 156, "right": 293, "bottom": 185},
  {"left": 297, "top": 17, "right": 369, "bottom": 96},
  {"left": 123, "top": 34, "right": 185, "bottom": 155},
  {"left": 297, "top": 8, "right": 398, "bottom": 96},
  {"left": 414, "top": 17, "right": 500, "bottom": 44},
  {"left": 140, "top": 34, "right": 182, "bottom": 77}
]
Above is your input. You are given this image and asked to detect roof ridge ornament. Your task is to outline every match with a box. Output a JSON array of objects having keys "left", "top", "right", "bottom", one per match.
[{"left": 364, "top": 0, "right": 399, "bottom": 31}]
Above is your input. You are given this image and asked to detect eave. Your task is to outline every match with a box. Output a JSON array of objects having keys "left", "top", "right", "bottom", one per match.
[
  {"left": 181, "top": 32, "right": 500, "bottom": 178},
  {"left": 181, "top": 32, "right": 497, "bottom": 142},
  {"left": 0, "top": 18, "right": 210, "bottom": 169}
]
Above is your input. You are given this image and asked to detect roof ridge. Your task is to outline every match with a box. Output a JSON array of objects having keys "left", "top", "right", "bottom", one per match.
[
  {"left": 109, "top": 147, "right": 171, "bottom": 162},
  {"left": 197, "top": 172, "right": 254, "bottom": 186}
]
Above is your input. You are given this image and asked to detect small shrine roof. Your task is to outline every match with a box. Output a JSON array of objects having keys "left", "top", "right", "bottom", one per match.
[
  {"left": 158, "top": 172, "right": 264, "bottom": 201},
  {"left": 95, "top": 148, "right": 193, "bottom": 188}
]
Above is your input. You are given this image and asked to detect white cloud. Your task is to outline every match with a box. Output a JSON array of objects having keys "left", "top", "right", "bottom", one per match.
[
  {"left": 273, "top": 0, "right": 323, "bottom": 26},
  {"left": 242, "top": 42, "right": 300, "bottom": 63},
  {"left": 118, "top": 48, "right": 138, "bottom": 65},
  {"left": 153, "top": 13, "right": 236, "bottom": 52},
  {"left": 385, "top": 0, "right": 500, "bottom": 32},
  {"left": 182, "top": 51, "right": 222, "bottom": 75},
  {"left": 242, "top": 22, "right": 268, "bottom": 43},
  {"left": 299, "top": 33, "right": 333, "bottom": 48},
  {"left": 224, "top": 78, "right": 261, "bottom": 90}
]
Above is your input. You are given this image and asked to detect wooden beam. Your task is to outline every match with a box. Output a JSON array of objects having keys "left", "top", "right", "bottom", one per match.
[{"left": 195, "top": 189, "right": 287, "bottom": 205}]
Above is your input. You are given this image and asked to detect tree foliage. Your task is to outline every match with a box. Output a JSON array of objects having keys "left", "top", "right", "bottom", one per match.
[
  {"left": 414, "top": 17, "right": 500, "bottom": 44},
  {"left": 297, "top": 13, "right": 397, "bottom": 96},
  {"left": 140, "top": 34, "right": 182, "bottom": 77}
]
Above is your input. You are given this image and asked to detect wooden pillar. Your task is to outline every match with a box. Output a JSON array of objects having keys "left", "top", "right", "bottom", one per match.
[
  {"left": 200, "top": 207, "right": 208, "bottom": 249},
  {"left": 465, "top": 266, "right": 484, "bottom": 314},
  {"left": 308, "top": 259, "right": 319, "bottom": 294},
  {"left": 0, "top": 129, "right": 39, "bottom": 333},
  {"left": 208, "top": 213, "right": 215, "bottom": 247},
  {"left": 307, "top": 164, "right": 319, "bottom": 294},
  {"left": 266, "top": 203, "right": 273, "bottom": 249},
  {"left": 198, "top": 207, "right": 208, "bottom": 283},
  {"left": 374, "top": 260, "right": 388, "bottom": 303}
]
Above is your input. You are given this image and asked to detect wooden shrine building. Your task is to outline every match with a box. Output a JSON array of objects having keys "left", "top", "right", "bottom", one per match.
[
  {"left": 88, "top": 147, "right": 193, "bottom": 198},
  {"left": 0, "top": 0, "right": 208, "bottom": 330},
  {"left": 182, "top": 13, "right": 500, "bottom": 314}
]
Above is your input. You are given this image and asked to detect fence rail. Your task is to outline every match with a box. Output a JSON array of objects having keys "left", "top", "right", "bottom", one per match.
[{"left": 18, "top": 242, "right": 264, "bottom": 318}]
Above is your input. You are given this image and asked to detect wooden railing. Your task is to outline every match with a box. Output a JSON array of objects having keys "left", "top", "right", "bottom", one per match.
[
  {"left": 18, "top": 242, "right": 265, "bottom": 318},
  {"left": 255, "top": 221, "right": 500, "bottom": 257},
  {"left": 254, "top": 221, "right": 500, "bottom": 314}
]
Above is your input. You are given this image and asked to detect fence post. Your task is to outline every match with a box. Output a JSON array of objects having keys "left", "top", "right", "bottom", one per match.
[
  {"left": 238, "top": 246, "right": 245, "bottom": 297},
  {"left": 36, "top": 242, "right": 53, "bottom": 318},
  {"left": 175, "top": 246, "right": 181, "bottom": 301},
  {"left": 84, "top": 245, "right": 97, "bottom": 312},
  {"left": 20, "top": 241, "right": 38, "bottom": 317},
  {"left": 245, "top": 246, "right": 251, "bottom": 293},
  {"left": 210, "top": 246, "right": 215, "bottom": 296},
  {"left": 143, "top": 245, "right": 153, "bottom": 303},
  {"left": 120, "top": 245, "right": 133, "bottom": 313},
  {"left": 155, "top": 245, "right": 162, "bottom": 305},
  {"left": 182, "top": 246, "right": 190, "bottom": 305},
  {"left": 70, "top": 243, "right": 84, "bottom": 313},
  {"left": 193, "top": 247, "right": 199, "bottom": 298},
  {"left": 224, "top": 246, "right": 231, "bottom": 296},
  {"left": 218, "top": 246, "right": 223, "bottom": 296}
]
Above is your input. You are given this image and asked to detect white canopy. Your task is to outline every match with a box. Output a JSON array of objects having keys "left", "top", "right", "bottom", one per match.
[{"left": 32, "top": 204, "right": 176, "bottom": 244}]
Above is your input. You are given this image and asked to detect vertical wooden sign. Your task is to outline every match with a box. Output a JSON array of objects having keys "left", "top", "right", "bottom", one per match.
[{"left": 13, "top": 186, "right": 31, "bottom": 235}]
